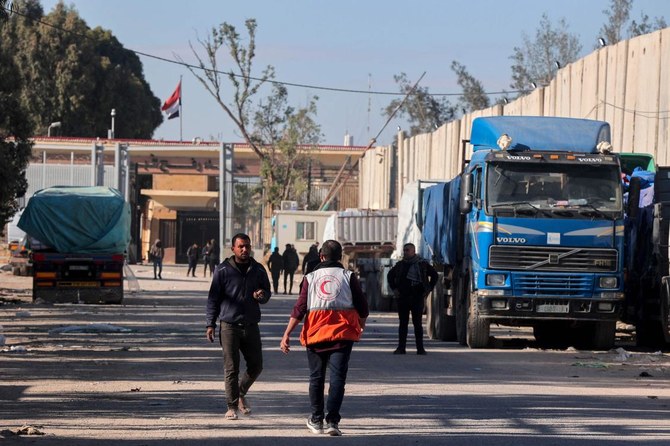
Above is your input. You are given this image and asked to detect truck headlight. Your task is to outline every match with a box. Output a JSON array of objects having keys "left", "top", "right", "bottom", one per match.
[
  {"left": 599, "top": 276, "right": 617, "bottom": 289},
  {"left": 486, "top": 274, "right": 506, "bottom": 286}
]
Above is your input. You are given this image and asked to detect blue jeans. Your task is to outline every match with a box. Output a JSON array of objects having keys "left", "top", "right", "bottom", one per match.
[
  {"left": 220, "top": 322, "right": 263, "bottom": 410},
  {"left": 152, "top": 258, "right": 163, "bottom": 278},
  {"left": 306, "top": 342, "right": 353, "bottom": 424}
]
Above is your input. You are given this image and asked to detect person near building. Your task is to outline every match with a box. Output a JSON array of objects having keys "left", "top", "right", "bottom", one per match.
[
  {"left": 208, "top": 238, "right": 220, "bottom": 275},
  {"left": 202, "top": 240, "right": 212, "bottom": 277},
  {"left": 186, "top": 242, "right": 200, "bottom": 277},
  {"left": 282, "top": 244, "right": 300, "bottom": 294},
  {"left": 280, "top": 240, "right": 368, "bottom": 436},
  {"left": 301, "top": 243, "right": 320, "bottom": 275},
  {"left": 387, "top": 243, "right": 438, "bottom": 355},
  {"left": 150, "top": 239, "right": 164, "bottom": 280},
  {"left": 267, "top": 247, "right": 284, "bottom": 294},
  {"left": 206, "top": 233, "right": 271, "bottom": 420}
]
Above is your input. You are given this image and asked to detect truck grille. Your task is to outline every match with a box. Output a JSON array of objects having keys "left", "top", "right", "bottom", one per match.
[
  {"left": 513, "top": 274, "right": 593, "bottom": 297},
  {"left": 489, "top": 246, "right": 617, "bottom": 272}
]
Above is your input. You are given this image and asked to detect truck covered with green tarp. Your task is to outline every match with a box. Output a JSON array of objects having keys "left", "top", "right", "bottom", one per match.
[{"left": 18, "top": 186, "right": 130, "bottom": 304}]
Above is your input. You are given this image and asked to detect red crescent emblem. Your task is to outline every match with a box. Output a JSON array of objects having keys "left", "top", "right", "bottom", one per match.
[{"left": 315, "top": 274, "right": 340, "bottom": 302}]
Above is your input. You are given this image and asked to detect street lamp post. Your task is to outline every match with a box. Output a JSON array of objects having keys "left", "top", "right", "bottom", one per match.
[
  {"left": 109, "top": 108, "right": 116, "bottom": 139},
  {"left": 47, "top": 121, "right": 61, "bottom": 137}
]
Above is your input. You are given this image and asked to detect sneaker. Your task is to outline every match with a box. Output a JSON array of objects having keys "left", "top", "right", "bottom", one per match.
[
  {"left": 306, "top": 417, "right": 323, "bottom": 434},
  {"left": 393, "top": 347, "right": 406, "bottom": 355},
  {"left": 417, "top": 348, "right": 427, "bottom": 355},
  {"left": 325, "top": 422, "right": 342, "bottom": 436}
]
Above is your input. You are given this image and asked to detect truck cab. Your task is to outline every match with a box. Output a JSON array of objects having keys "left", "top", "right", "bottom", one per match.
[{"left": 454, "top": 116, "right": 625, "bottom": 349}]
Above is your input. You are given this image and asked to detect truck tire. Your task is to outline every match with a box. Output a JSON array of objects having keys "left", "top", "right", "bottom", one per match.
[
  {"left": 466, "top": 279, "right": 490, "bottom": 348},
  {"left": 426, "top": 278, "right": 457, "bottom": 341},
  {"left": 589, "top": 321, "right": 616, "bottom": 350},
  {"left": 454, "top": 274, "right": 467, "bottom": 346},
  {"left": 637, "top": 277, "right": 670, "bottom": 347}
]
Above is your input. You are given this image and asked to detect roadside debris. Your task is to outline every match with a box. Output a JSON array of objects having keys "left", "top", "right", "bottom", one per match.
[{"left": 49, "top": 324, "right": 132, "bottom": 335}]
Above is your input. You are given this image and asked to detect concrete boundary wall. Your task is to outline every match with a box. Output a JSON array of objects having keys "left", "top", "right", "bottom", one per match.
[{"left": 360, "top": 28, "right": 670, "bottom": 209}]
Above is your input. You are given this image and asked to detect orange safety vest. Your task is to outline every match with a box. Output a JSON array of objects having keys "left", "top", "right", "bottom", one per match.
[{"left": 299, "top": 266, "right": 363, "bottom": 346}]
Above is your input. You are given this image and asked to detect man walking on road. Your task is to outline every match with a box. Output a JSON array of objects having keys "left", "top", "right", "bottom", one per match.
[
  {"left": 206, "top": 233, "right": 271, "bottom": 420},
  {"left": 387, "top": 243, "right": 438, "bottom": 355},
  {"left": 280, "top": 240, "right": 368, "bottom": 436},
  {"left": 268, "top": 247, "right": 284, "bottom": 294},
  {"left": 282, "top": 244, "right": 300, "bottom": 294}
]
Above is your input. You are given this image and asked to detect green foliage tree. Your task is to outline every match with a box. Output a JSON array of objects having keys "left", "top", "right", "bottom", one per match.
[
  {"left": 384, "top": 72, "right": 456, "bottom": 136},
  {"left": 0, "top": 0, "right": 33, "bottom": 231},
  {"left": 451, "top": 61, "right": 490, "bottom": 114},
  {"left": 184, "top": 19, "right": 322, "bottom": 210},
  {"left": 0, "top": 0, "right": 162, "bottom": 138},
  {"left": 509, "top": 13, "right": 582, "bottom": 96}
]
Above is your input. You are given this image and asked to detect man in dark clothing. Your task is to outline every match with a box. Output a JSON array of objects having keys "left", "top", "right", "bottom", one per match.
[
  {"left": 280, "top": 240, "right": 368, "bottom": 436},
  {"left": 282, "top": 244, "right": 300, "bottom": 294},
  {"left": 208, "top": 238, "right": 220, "bottom": 275},
  {"left": 268, "top": 247, "right": 284, "bottom": 294},
  {"left": 302, "top": 244, "right": 319, "bottom": 275},
  {"left": 387, "top": 243, "right": 438, "bottom": 355},
  {"left": 186, "top": 242, "right": 199, "bottom": 277},
  {"left": 206, "top": 233, "right": 272, "bottom": 420}
]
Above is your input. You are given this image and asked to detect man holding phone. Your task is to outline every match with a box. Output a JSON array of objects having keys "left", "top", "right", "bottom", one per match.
[{"left": 206, "top": 233, "right": 272, "bottom": 420}]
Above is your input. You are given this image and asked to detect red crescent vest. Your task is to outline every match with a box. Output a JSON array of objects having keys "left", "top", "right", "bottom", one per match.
[{"left": 300, "top": 266, "right": 363, "bottom": 346}]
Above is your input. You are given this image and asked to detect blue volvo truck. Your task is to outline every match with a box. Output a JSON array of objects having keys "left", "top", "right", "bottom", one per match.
[{"left": 422, "top": 116, "right": 629, "bottom": 349}]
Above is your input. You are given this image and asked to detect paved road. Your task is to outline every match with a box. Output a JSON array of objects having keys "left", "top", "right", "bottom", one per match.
[{"left": 1, "top": 264, "right": 670, "bottom": 445}]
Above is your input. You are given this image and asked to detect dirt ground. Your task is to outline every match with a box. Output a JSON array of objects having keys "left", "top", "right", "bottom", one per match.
[{"left": 2, "top": 263, "right": 670, "bottom": 445}]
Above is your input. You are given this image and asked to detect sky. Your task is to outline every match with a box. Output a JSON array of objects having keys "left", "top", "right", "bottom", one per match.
[{"left": 38, "top": 0, "right": 670, "bottom": 147}]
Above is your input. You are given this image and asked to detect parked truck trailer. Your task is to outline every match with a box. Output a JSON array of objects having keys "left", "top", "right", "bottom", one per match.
[{"left": 18, "top": 186, "right": 130, "bottom": 304}]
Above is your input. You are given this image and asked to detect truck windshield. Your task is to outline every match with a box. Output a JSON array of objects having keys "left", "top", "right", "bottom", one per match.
[{"left": 485, "top": 161, "right": 622, "bottom": 216}]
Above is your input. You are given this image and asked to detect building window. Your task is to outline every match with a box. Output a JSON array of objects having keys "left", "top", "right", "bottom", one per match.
[{"left": 296, "top": 221, "right": 316, "bottom": 240}]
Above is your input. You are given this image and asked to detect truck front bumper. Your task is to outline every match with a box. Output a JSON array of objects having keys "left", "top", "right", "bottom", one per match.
[{"left": 477, "top": 295, "right": 622, "bottom": 321}]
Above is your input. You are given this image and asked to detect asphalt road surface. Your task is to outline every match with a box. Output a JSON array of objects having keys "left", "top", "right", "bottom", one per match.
[{"left": 1, "top": 264, "right": 670, "bottom": 445}]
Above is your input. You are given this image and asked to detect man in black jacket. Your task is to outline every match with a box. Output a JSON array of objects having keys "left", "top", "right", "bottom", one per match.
[
  {"left": 387, "top": 243, "right": 438, "bottom": 355},
  {"left": 206, "top": 233, "right": 272, "bottom": 420}
]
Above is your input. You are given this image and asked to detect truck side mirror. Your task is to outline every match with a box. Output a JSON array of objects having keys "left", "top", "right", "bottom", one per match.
[
  {"left": 627, "top": 176, "right": 641, "bottom": 219},
  {"left": 460, "top": 173, "right": 473, "bottom": 214}
]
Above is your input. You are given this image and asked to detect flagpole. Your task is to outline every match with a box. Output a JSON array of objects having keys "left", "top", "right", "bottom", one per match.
[{"left": 179, "top": 75, "right": 183, "bottom": 142}]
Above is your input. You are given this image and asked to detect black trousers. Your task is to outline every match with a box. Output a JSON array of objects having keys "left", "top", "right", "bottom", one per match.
[
  {"left": 219, "top": 322, "right": 263, "bottom": 410},
  {"left": 397, "top": 286, "right": 425, "bottom": 351}
]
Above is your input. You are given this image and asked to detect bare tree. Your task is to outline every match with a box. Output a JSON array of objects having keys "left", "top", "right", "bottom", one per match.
[
  {"left": 384, "top": 72, "right": 456, "bottom": 136},
  {"left": 182, "top": 19, "right": 321, "bottom": 210},
  {"left": 509, "top": 13, "right": 582, "bottom": 96},
  {"left": 598, "top": 0, "right": 632, "bottom": 46},
  {"left": 598, "top": 0, "right": 667, "bottom": 46},
  {"left": 451, "top": 61, "right": 490, "bottom": 113}
]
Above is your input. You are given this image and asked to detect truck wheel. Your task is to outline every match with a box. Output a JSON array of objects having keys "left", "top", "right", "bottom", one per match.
[
  {"left": 427, "top": 278, "right": 444, "bottom": 340},
  {"left": 426, "top": 278, "right": 456, "bottom": 342},
  {"left": 454, "top": 275, "right": 467, "bottom": 346},
  {"left": 466, "top": 280, "right": 490, "bottom": 348},
  {"left": 589, "top": 321, "right": 616, "bottom": 350}
]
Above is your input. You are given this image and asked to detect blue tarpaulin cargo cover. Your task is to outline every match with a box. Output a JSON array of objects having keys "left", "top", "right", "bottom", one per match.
[
  {"left": 18, "top": 186, "right": 130, "bottom": 254},
  {"left": 421, "top": 177, "right": 461, "bottom": 266},
  {"left": 470, "top": 116, "right": 611, "bottom": 153}
]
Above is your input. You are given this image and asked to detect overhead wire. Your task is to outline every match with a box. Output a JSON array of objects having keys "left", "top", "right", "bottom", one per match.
[{"left": 1, "top": 5, "right": 517, "bottom": 98}]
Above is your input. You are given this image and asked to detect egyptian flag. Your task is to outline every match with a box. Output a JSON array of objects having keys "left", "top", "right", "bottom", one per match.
[{"left": 161, "top": 81, "right": 181, "bottom": 119}]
